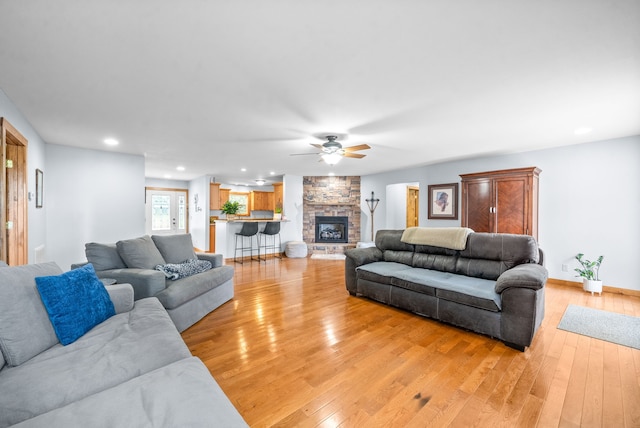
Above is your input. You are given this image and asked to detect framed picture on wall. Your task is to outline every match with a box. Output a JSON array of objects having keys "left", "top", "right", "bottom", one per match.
[
  {"left": 36, "top": 169, "right": 44, "bottom": 208},
  {"left": 428, "top": 183, "right": 458, "bottom": 220}
]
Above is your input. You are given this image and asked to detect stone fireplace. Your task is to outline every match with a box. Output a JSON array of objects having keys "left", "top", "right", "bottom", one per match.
[{"left": 303, "top": 176, "right": 361, "bottom": 255}]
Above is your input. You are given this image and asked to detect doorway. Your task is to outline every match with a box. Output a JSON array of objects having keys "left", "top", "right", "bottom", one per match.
[
  {"left": 145, "top": 188, "right": 188, "bottom": 236},
  {"left": 1, "top": 118, "right": 28, "bottom": 265},
  {"left": 406, "top": 185, "right": 419, "bottom": 227}
]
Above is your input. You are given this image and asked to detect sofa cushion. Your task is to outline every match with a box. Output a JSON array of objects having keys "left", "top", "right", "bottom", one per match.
[
  {"left": 35, "top": 264, "right": 115, "bottom": 345},
  {"left": 151, "top": 234, "right": 197, "bottom": 264},
  {"left": 412, "top": 244, "right": 458, "bottom": 273},
  {"left": 389, "top": 268, "right": 437, "bottom": 296},
  {"left": 356, "top": 262, "right": 413, "bottom": 286},
  {"left": 154, "top": 265, "right": 234, "bottom": 309},
  {"left": 456, "top": 233, "right": 539, "bottom": 280},
  {"left": 116, "top": 235, "right": 166, "bottom": 269},
  {"left": 0, "top": 262, "right": 62, "bottom": 367},
  {"left": 0, "top": 298, "right": 191, "bottom": 427},
  {"left": 431, "top": 273, "right": 501, "bottom": 312},
  {"left": 85, "top": 242, "right": 126, "bottom": 271},
  {"left": 11, "top": 357, "right": 248, "bottom": 428}
]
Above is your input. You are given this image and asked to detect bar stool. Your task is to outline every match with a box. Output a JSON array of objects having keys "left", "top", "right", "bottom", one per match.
[
  {"left": 258, "top": 221, "right": 282, "bottom": 261},
  {"left": 234, "top": 222, "right": 259, "bottom": 264}
]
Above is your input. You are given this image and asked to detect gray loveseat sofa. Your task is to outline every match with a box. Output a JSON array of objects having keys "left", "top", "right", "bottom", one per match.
[
  {"left": 0, "top": 262, "right": 247, "bottom": 427},
  {"left": 345, "top": 229, "right": 548, "bottom": 351},
  {"left": 75, "top": 233, "right": 234, "bottom": 332}
]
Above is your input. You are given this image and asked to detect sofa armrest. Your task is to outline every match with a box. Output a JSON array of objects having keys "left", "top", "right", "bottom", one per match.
[
  {"left": 196, "top": 253, "right": 223, "bottom": 268},
  {"left": 495, "top": 263, "right": 548, "bottom": 294},
  {"left": 344, "top": 247, "right": 383, "bottom": 295},
  {"left": 106, "top": 283, "right": 135, "bottom": 313},
  {"left": 96, "top": 269, "right": 166, "bottom": 300}
]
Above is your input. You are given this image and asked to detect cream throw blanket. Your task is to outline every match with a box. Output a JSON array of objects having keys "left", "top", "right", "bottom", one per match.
[{"left": 400, "top": 227, "right": 474, "bottom": 250}]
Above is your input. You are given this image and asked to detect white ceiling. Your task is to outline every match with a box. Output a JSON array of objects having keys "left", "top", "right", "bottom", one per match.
[{"left": 1, "top": 1, "right": 638, "bottom": 184}]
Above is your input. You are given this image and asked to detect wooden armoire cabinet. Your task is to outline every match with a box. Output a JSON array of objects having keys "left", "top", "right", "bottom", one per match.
[{"left": 460, "top": 167, "right": 541, "bottom": 240}]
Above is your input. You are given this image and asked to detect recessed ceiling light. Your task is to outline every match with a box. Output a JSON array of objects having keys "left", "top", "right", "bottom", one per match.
[
  {"left": 104, "top": 138, "right": 119, "bottom": 146},
  {"left": 270, "top": 171, "right": 275, "bottom": 175},
  {"left": 176, "top": 166, "right": 185, "bottom": 171},
  {"left": 574, "top": 127, "right": 592, "bottom": 135},
  {"left": 255, "top": 179, "right": 266, "bottom": 186},
  {"left": 328, "top": 172, "right": 335, "bottom": 176},
  {"left": 241, "top": 168, "right": 247, "bottom": 172},
  {"left": 164, "top": 174, "right": 172, "bottom": 179}
]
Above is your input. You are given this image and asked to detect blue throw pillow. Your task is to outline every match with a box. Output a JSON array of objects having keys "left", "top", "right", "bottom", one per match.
[{"left": 35, "top": 263, "right": 115, "bottom": 345}]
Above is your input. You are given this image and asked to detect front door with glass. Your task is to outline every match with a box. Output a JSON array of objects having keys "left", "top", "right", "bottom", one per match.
[{"left": 145, "top": 189, "right": 188, "bottom": 236}]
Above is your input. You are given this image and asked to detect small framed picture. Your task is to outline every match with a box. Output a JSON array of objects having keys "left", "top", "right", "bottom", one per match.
[
  {"left": 36, "top": 169, "right": 44, "bottom": 208},
  {"left": 428, "top": 183, "right": 458, "bottom": 220}
]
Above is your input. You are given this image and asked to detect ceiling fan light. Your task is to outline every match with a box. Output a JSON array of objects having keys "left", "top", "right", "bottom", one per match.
[{"left": 322, "top": 153, "right": 342, "bottom": 165}]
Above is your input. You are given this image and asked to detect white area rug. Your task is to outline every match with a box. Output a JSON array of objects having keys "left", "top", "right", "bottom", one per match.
[
  {"left": 310, "top": 254, "right": 346, "bottom": 260},
  {"left": 557, "top": 304, "right": 640, "bottom": 349}
]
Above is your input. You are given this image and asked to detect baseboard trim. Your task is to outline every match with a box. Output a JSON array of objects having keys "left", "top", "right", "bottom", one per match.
[{"left": 547, "top": 278, "right": 640, "bottom": 298}]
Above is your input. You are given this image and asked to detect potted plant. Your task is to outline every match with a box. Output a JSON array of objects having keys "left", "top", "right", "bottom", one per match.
[
  {"left": 574, "top": 253, "right": 604, "bottom": 295},
  {"left": 221, "top": 200, "right": 240, "bottom": 220},
  {"left": 273, "top": 204, "right": 282, "bottom": 220}
]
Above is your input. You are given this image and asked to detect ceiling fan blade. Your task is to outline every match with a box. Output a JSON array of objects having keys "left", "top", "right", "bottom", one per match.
[
  {"left": 342, "top": 152, "right": 366, "bottom": 159},
  {"left": 343, "top": 144, "right": 371, "bottom": 152},
  {"left": 310, "top": 143, "right": 324, "bottom": 149},
  {"left": 290, "top": 152, "right": 319, "bottom": 156}
]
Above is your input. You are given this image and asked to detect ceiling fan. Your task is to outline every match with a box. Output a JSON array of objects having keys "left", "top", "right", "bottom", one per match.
[{"left": 291, "top": 135, "right": 371, "bottom": 165}]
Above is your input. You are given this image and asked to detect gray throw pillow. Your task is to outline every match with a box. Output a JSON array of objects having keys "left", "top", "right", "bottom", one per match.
[
  {"left": 0, "top": 262, "right": 63, "bottom": 366},
  {"left": 85, "top": 242, "right": 127, "bottom": 271},
  {"left": 116, "top": 235, "right": 166, "bottom": 269},
  {"left": 151, "top": 234, "right": 197, "bottom": 264}
]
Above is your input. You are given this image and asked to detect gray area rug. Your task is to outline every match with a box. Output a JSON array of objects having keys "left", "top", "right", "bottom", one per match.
[{"left": 557, "top": 304, "right": 640, "bottom": 349}]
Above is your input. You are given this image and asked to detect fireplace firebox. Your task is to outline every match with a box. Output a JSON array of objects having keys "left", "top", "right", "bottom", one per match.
[{"left": 315, "top": 216, "right": 349, "bottom": 243}]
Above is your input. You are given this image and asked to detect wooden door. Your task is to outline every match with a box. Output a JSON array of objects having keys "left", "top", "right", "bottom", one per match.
[
  {"left": 495, "top": 176, "right": 528, "bottom": 235},
  {"left": 406, "top": 186, "right": 419, "bottom": 227},
  {"left": 462, "top": 179, "right": 492, "bottom": 233},
  {"left": 1, "top": 118, "right": 28, "bottom": 265}
]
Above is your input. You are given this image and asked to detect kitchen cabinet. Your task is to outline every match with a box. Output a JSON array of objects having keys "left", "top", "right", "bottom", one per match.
[
  {"left": 209, "top": 183, "right": 221, "bottom": 210},
  {"left": 250, "top": 191, "right": 274, "bottom": 211},
  {"left": 460, "top": 167, "right": 540, "bottom": 240},
  {"left": 209, "top": 224, "right": 215, "bottom": 253},
  {"left": 219, "top": 189, "right": 230, "bottom": 208},
  {"left": 272, "top": 182, "right": 283, "bottom": 212}
]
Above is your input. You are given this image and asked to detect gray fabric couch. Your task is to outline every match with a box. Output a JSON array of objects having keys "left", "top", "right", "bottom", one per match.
[
  {"left": 74, "top": 233, "right": 234, "bottom": 332},
  {"left": 344, "top": 229, "right": 548, "bottom": 351},
  {"left": 0, "top": 262, "right": 247, "bottom": 427}
]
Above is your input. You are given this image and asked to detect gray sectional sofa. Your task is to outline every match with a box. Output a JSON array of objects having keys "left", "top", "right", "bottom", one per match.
[
  {"left": 75, "top": 233, "right": 234, "bottom": 332},
  {"left": 345, "top": 229, "right": 548, "bottom": 351},
  {"left": 0, "top": 262, "right": 247, "bottom": 427}
]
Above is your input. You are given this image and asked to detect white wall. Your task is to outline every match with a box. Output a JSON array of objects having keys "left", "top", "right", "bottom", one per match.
[
  {"left": 45, "top": 144, "right": 146, "bottom": 271},
  {"left": 385, "top": 182, "right": 419, "bottom": 231},
  {"left": 188, "top": 176, "right": 210, "bottom": 251},
  {"left": 362, "top": 135, "right": 640, "bottom": 291},
  {"left": 282, "top": 174, "right": 303, "bottom": 245},
  {"left": 0, "top": 88, "right": 47, "bottom": 262}
]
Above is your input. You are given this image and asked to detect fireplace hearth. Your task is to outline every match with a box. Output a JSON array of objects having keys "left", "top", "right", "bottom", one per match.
[{"left": 315, "top": 216, "right": 349, "bottom": 244}]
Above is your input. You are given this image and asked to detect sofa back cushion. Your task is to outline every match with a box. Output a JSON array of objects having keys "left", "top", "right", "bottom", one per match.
[
  {"left": 116, "top": 235, "right": 166, "bottom": 269},
  {"left": 85, "top": 242, "right": 127, "bottom": 271},
  {"left": 0, "top": 262, "right": 62, "bottom": 366},
  {"left": 376, "top": 230, "right": 415, "bottom": 265},
  {"left": 152, "top": 234, "right": 197, "bottom": 264},
  {"left": 456, "top": 233, "right": 539, "bottom": 280},
  {"left": 412, "top": 245, "right": 458, "bottom": 273}
]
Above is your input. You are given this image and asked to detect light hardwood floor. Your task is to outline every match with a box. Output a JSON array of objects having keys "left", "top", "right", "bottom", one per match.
[{"left": 181, "top": 257, "right": 640, "bottom": 427}]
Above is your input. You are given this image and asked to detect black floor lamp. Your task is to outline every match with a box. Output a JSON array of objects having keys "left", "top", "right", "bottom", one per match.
[{"left": 365, "top": 191, "right": 380, "bottom": 242}]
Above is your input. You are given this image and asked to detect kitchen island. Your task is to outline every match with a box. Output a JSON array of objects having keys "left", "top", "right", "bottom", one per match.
[{"left": 214, "top": 218, "right": 288, "bottom": 261}]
